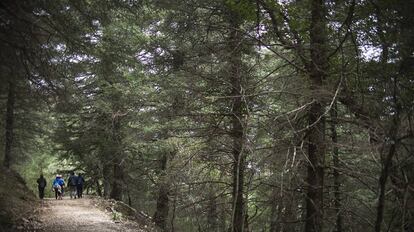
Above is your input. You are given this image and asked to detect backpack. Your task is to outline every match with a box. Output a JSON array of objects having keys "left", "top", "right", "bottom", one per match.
[
  {"left": 77, "top": 176, "right": 84, "bottom": 185},
  {"left": 69, "top": 176, "right": 78, "bottom": 186},
  {"left": 55, "top": 184, "right": 62, "bottom": 193}
]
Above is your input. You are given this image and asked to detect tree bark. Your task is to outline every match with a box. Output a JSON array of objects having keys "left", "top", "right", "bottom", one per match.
[
  {"left": 170, "top": 184, "right": 178, "bottom": 232},
  {"left": 374, "top": 142, "right": 396, "bottom": 232},
  {"left": 374, "top": 83, "right": 399, "bottom": 232},
  {"left": 96, "top": 180, "right": 102, "bottom": 197},
  {"left": 219, "top": 197, "right": 227, "bottom": 232},
  {"left": 330, "top": 102, "right": 343, "bottom": 232},
  {"left": 103, "top": 163, "right": 112, "bottom": 198},
  {"left": 304, "top": 1, "right": 328, "bottom": 232},
  {"left": 110, "top": 114, "right": 124, "bottom": 201},
  {"left": 228, "top": 9, "right": 247, "bottom": 232},
  {"left": 4, "top": 80, "right": 15, "bottom": 168},
  {"left": 153, "top": 152, "right": 170, "bottom": 231},
  {"left": 304, "top": 102, "right": 325, "bottom": 232},
  {"left": 110, "top": 159, "right": 123, "bottom": 200},
  {"left": 373, "top": 6, "right": 397, "bottom": 232},
  {"left": 207, "top": 185, "right": 218, "bottom": 232}
]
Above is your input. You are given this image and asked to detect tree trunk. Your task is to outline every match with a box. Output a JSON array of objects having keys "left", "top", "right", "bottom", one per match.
[
  {"left": 110, "top": 159, "right": 123, "bottom": 200},
  {"left": 127, "top": 184, "right": 132, "bottom": 206},
  {"left": 304, "top": 102, "right": 325, "bottom": 232},
  {"left": 170, "top": 184, "right": 178, "bottom": 232},
  {"left": 375, "top": 101, "right": 399, "bottom": 232},
  {"left": 103, "top": 163, "right": 112, "bottom": 198},
  {"left": 373, "top": 7, "right": 398, "bottom": 231},
  {"left": 330, "top": 102, "right": 343, "bottom": 232},
  {"left": 389, "top": 166, "right": 411, "bottom": 231},
  {"left": 110, "top": 113, "right": 124, "bottom": 201},
  {"left": 219, "top": 197, "right": 227, "bottom": 232},
  {"left": 375, "top": 143, "right": 396, "bottom": 232},
  {"left": 228, "top": 9, "right": 247, "bottom": 232},
  {"left": 3, "top": 80, "right": 15, "bottom": 168},
  {"left": 244, "top": 212, "right": 250, "bottom": 232},
  {"left": 96, "top": 179, "right": 103, "bottom": 197},
  {"left": 154, "top": 152, "right": 170, "bottom": 231},
  {"left": 269, "top": 191, "right": 280, "bottom": 232},
  {"left": 207, "top": 185, "right": 218, "bottom": 232},
  {"left": 304, "top": 1, "right": 328, "bottom": 232}
]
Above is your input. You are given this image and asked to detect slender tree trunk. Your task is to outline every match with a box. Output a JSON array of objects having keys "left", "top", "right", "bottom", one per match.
[
  {"left": 372, "top": 7, "right": 398, "bottom": 231},
  {"left": 228, "top": 9, "right": 247, "bottom": 232},
  {"left": 231, "top": 103, "right": 246, "bottom": 232},
  {"left": 389, "top": 167, "right": 410, "bottom": 230},
  {"left": 207, "top": 185, "right": 218, "bottom": 232},
  {"left": 244, "top": 212, "right": 250, "bottom": 232},
  {"left": 153, "top": 90, "right": 180, "bottom": 231},
  {"left": 96, "top": 180, "right": 103, "bottom": 197},
  {"left": 219, "top": 197, "right": 227, "bottom": 232},
  {"left": 154, "top": 152, "right": 170, "bottom": 231},
  {"left": 127, "top": 184, "right": 132, "bottom": 206},
  {"left": 110, "top": 159, "right": 123, "bottom": 200},
  {"left": 375, "top": 102, "right": 399, "bottom": 232},
  {"left": 170, "top": 184, "right": 178, "bottom": 232},
  {"left": 110, "top": 113, "right": 124, "bottom": 201},
  {"left": 375, "top": 143, "right": 396, "bottom": 232},
  {"left": 103, "top": 163, "right": 112, "bottom": 198},
  {"left": 305, "top": 1, "right": 328, "bottom": 231},
  {"left": 330, "top": 102, "right": 343, "bottom": 232},
  {"left": 4, "top": 80, "right": 15, "bottom": 168}
]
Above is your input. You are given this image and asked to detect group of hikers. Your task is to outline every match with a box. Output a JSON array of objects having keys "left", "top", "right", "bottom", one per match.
[{"left": 36, "top": 171, "right": 85, "bottom": 200}]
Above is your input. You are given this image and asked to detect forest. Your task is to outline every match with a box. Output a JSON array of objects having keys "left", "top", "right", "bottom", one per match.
[{"left": 0, "top": 0, "right": 413, "bottom": 231}]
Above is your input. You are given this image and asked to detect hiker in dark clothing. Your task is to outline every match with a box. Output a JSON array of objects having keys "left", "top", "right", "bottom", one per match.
[
  {"left": 36, "top": 174, "right": 47, "bottom": 199},
  {"left": 77, "top": 174, "right": 85, "bottom": 198},
  {"left": 67, "top": 171, "right": 78, "bottom": 199}
]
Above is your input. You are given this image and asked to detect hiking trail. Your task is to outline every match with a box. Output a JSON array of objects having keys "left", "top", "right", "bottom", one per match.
[{"left": 37, "top": 197, "right": 146, "bottom": 232}]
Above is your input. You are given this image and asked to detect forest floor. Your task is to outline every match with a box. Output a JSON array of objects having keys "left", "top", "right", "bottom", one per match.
[{"left": 37, "top": 197, "right": 150, "bottom": 232}]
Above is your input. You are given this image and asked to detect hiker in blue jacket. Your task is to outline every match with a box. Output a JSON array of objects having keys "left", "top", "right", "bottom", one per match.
[
  {"left": 67, "top": 171, "right": 78, "bottom": 199},
  {"left": 52, "top": 175, "right": 65, "bottom": 200}
]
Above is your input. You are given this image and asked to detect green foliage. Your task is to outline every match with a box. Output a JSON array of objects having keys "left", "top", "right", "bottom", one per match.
[
  {"left": 1, "top": 0, "right": 413, "bottom": 231},
  {"left": 111, "top": 209, "right": 123, "bottom": 221},
  {"left": 225, "top": 0, "right": 257, "bottom": 22}
]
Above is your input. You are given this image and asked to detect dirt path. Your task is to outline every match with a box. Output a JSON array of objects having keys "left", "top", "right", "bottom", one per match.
[{"left": 38, "top": 197, "right": 145, "bottom": 232}]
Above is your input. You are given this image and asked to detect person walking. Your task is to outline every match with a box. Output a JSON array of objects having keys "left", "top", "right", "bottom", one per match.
[
  {"left": 77, "top": 174, "right": 85, "bottom": 198},
  {"left": 67, "top": 171, "right": 78, "bottom": 199},
  {"left": 36, "top": 174, "right": 47, "bottom": 199},
  {"left": 52, "top": 175, "right": 64, "bottom": 200}
]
